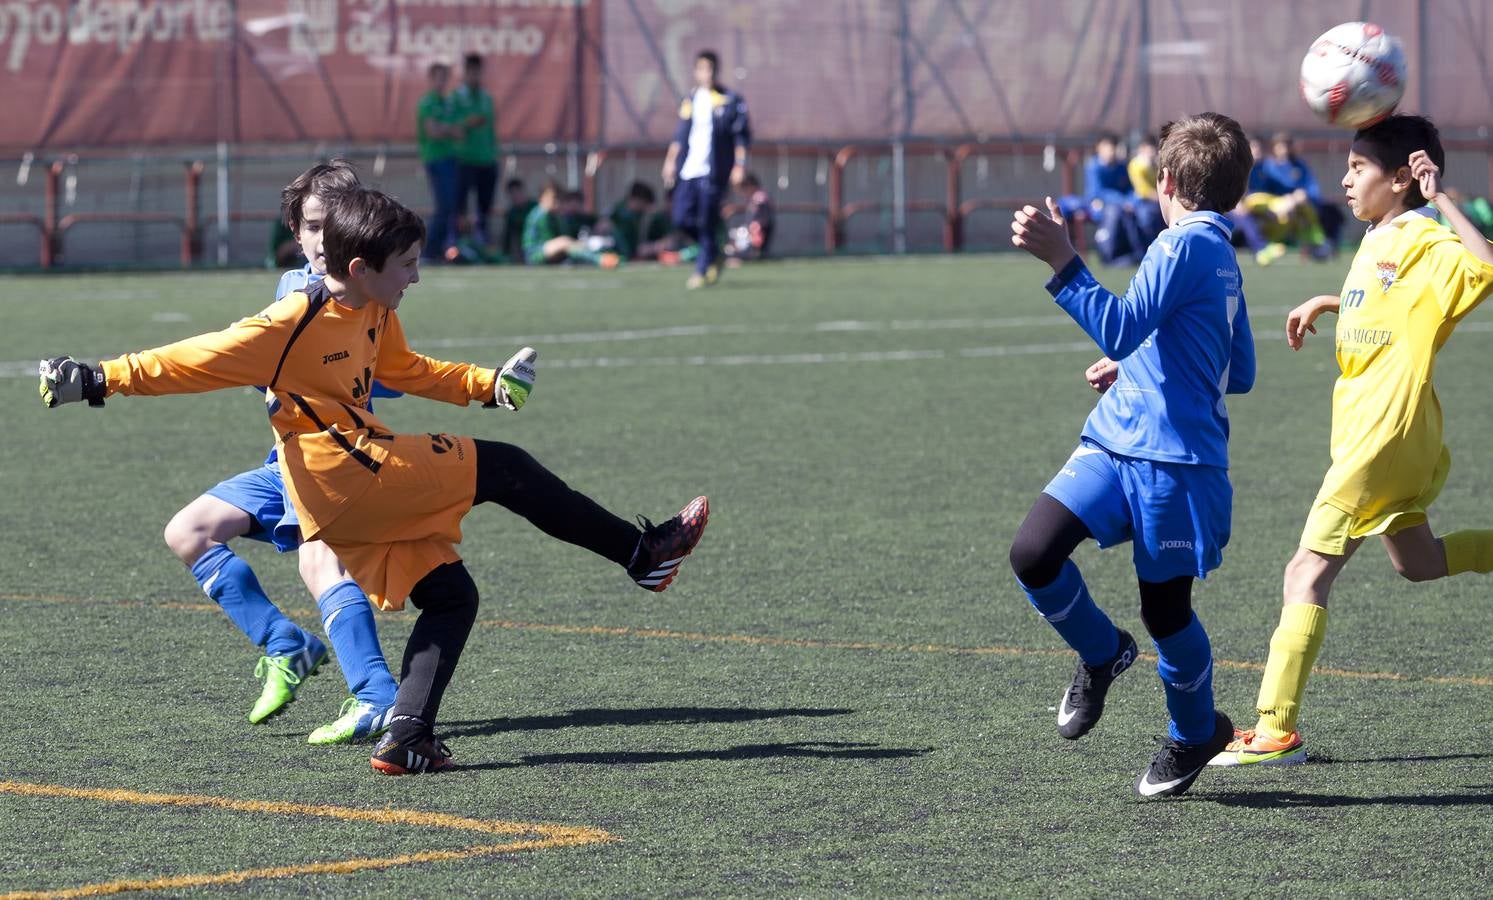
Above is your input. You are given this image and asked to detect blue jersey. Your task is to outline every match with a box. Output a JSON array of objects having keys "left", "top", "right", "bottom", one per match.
[
  {"left": 274, "top": 264, "right": 316, "bottom": 301},
  {"left": 1046, "top": 211, "right": 1255, "bottom": 468},
  {"left": 1082, "top": 155, "right": 1132, "bottom": 208},
  {"left": 1254, "top": 156, "right": 1324, "bottom": 203}
]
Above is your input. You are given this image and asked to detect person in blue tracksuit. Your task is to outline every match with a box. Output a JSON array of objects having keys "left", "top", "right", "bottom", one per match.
[{"left": 661, "top": 49, "right": 751, "bottom": 290}]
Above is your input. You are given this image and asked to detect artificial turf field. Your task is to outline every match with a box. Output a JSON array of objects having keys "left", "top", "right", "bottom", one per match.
[{"left": 4, "top": 254, "right": 1493, "bottom": 897}]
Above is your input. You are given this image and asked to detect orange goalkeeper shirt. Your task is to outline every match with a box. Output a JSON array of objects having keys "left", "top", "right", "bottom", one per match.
[{"left": 100, "top": 281, "right": 498, "bottom": 544}]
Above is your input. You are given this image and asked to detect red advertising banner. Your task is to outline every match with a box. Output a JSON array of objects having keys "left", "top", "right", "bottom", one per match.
[
  {"left": 0, "top": 0, "right": 1487, "bottom": 150},
  {"left": 0, "top": 0, "right": 600, "bottom": 149}
]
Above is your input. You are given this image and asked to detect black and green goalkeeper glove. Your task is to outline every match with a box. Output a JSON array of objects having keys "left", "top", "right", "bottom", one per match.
[
  {"left": 38, "top": 357, "right": 106, "bottom": 408},
  {"left": 486, "top": 346, "right": 537, "bottom": 411}
]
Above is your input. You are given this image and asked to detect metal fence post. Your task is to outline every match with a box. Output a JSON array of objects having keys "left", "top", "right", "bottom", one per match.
[
  {"left": 216, "top": 142, "right": 231, "bottom": 266},
  {"left": 892, "top": 140, "right": 907, "bottom": 254}
]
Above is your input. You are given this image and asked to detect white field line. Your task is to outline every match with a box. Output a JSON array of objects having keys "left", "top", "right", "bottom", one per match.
[{"left": 7, "top": 316, "right": 1492, "bottom": 379}]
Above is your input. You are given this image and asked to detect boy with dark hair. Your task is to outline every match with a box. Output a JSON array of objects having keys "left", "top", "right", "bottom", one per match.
[
  {"left": 1008, "top": 112, "right": 1256, "bottom": 798},
  {"left": 1211, "top": 115, "right": 1493, "bottom": 767},
  {"left": 559, "top": 189, "right": 598, "bottom": 239},
  {"left": 501, "top": 178, "right": 535, "bottom": 262},
  {"left": 608, "top": 181, "right": 661, "bottom": 260},
  {"left": 159, "top": 160, "right": 400, "bottom": 745},
  {"left": 661, "top": 48, "right": 751, "bottom": 289},
  {"left": 40, "top": 187, "right": 709, "bottom": 775}
]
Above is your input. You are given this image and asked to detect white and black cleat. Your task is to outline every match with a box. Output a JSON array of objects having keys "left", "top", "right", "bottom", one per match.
[
  {"left": 1057, "top": 629, "right": 1138, "bottom": 740},
  {"left": 1134, "top": 711, "right": 1233, "bottom": 799}
]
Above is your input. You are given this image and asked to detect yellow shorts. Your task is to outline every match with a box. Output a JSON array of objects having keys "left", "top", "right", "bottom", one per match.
[
  {"left": 1299, "top": 448, "right": 1450, "bottom": 556},
  {"left": 316, "top": 432, "right": 478, "bottom": 611}
]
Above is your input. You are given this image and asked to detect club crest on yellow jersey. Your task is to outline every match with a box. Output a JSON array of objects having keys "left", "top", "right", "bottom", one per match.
[{"left": 1377, "top": 260, "right": 1398, "bottom": 293}]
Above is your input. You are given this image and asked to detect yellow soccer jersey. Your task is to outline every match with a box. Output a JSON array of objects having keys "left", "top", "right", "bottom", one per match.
[
  {"left": 1319, "top": 209, "right": 1493, "bottom": 518},
  {"left": 101, "top": 281, "right": 498, "bottom": 541},
  {"left": 1127, "top": 156, "right": 1157, "bottom": 200}
]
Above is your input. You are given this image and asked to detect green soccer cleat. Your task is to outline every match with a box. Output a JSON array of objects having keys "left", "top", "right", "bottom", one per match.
[
  {"left": 308, "top": 696, "right": 395, "bottom": 746},
  {"left": 247, "top": 637, "right": 327, "bottom": 724}
]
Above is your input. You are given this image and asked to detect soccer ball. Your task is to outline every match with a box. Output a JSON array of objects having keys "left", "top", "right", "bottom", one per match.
[{"left": 1299, "top": 22, "right": 1407, "bottom": 129}]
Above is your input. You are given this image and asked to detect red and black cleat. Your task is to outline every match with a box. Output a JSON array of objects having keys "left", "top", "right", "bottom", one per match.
[
  {"left": 370, "top": 730, "right": 455, "bottom": 776},
  {"left": 627, "top": 496, "right": 710, "bottom": 592}
]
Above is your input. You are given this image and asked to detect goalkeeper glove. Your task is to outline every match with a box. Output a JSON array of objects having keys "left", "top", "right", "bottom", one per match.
[
  {"left": 486, "top": 346, "right": 537, "bottom": 411},
  {"left": 38, "top": 357, "right": 106, "bottom": 408}
]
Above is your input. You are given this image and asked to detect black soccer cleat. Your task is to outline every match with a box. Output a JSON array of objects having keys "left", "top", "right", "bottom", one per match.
[
  {"left": 1134, "top": 711, "right": 1234, "bottom": 799},
  {"left": 370, "top": 728, "right": 455, "bottom": 776},
  {"left": 627, "top": 496, "right": 710, "bottom": 592},
  {"left": 1057, "top": 628, "right": 1139, "bottom": 740}
]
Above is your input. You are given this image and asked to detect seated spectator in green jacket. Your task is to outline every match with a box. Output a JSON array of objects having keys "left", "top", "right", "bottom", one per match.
[
  {"left": 607, "top": 181, "right": 672, "bottom": 260},
  {"left": 558, "top": 189, "right": 599, "bottom": 239},
  {"left": 501, "top": 178, "right": 537, "bottom": 262},
  {"left": 522, "top": 181, "right": 619, "bottom": 267}
]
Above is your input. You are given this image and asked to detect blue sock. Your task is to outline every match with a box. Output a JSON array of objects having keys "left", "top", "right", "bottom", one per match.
[
  {"left": 1154, "top": 613, "right": 1215, "bottom": 744},
  {"left": 317, "top": 580, "right": 398, "bottom": 707},
  {"left": 1020, "top": 560, "right": 1120, "bottom": 666},
  {"left": 191, "top": 544, "right": 307, "bottom": 656}
]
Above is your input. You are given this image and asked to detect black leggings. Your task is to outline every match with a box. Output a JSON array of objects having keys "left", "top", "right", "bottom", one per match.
[
  {"left": 391, "top": 441, "right": 644, "bottom": 731},
  {"left": 1009, "top": 493, "right": 1194, "bottom": 640},
  {"left": 473, "top": 440, "right": 641, "bottom": 566},
  {"left": 394, "top": 561, "right": 480, "bottom": 727}
]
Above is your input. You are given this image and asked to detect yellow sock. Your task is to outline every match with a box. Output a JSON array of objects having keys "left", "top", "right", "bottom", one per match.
[
  {"left": 1444, "top": 530, "right": 1493, "bottom": 575},
  {"left": 1254, "top": 603, "right": 1328, "bottom": 740}
]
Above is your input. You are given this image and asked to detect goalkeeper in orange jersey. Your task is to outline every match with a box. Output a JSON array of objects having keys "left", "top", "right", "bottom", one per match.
[
  {"left": 1210, "top": 115, "right": 1493, "bottom": 767},
  {"left": 40, "top": 186, "right": 710, "bottom": 775}
]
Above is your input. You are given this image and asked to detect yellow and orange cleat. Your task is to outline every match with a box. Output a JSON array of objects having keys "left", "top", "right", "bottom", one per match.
[{"left": 1207, "top": 727, "right": 1306, "bottom": 767}]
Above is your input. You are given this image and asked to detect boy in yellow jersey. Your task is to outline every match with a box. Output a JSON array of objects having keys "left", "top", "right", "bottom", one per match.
[
  {"left": 39, "top": 187, "right": 710, "bottom": 775},
  {"left": 1211, "top": 115, "right": 1493, "bottom": 766}
]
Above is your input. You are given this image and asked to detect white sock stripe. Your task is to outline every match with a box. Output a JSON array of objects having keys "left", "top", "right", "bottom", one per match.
[
  {"left": 1169, "top": 660, "right": 1214, "bottom": 694},
  {"left": 1042, "top": 587, "right": 1084, "bottom": 624},
  {"left": 201, "top": 571, "right": 220, "bottom": 596}
]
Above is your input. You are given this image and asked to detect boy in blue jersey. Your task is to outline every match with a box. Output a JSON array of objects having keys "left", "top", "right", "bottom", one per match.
[
  {"left": 163, "top": 161, "right": 401, "bottom": 744},
  {"left": 1008, "top": 112, "right": 1256, "bottom": 798}
]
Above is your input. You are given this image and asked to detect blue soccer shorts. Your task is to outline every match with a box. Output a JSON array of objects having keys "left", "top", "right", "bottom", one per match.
[
  {"left": 204, "top": 463, "right": 302, "bottom": 553},
  {"left": 1041, "top": 439, "right": 1232, "bottom": 582}
]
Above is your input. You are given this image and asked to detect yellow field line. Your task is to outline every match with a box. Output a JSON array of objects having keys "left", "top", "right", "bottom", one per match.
[
  {"left": 5, "top": 591, "right": 1493, "bottom": 688},
  {"left": 0, "top": 781, "right": 614, "bottom": 900}
]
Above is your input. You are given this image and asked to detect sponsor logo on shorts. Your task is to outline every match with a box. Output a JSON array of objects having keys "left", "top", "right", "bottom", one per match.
[{"left": 1159, "top": 539, "right": 1193, "bottom": 550}]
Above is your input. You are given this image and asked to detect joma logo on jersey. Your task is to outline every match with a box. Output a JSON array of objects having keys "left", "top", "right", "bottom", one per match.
[
  {"left": 1159, "top": 540, "right": 1193, "bottom": 550},
  {"left": 429, "top": 433, "right": 464, "bottom": 459},
  {"left": 1342, "top": 288, "right": 1367, "bottom": 309},
  {"left": 1377, "top": 261, "right": 1398, "bottom": 292},
  {"left": 322, "top": 350, "right": 350, "bottom": 364}
]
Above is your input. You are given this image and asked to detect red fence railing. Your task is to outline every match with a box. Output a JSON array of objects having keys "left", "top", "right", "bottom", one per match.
[{"left": 11, "top": 138, "right": 1493, "bottom": 268}]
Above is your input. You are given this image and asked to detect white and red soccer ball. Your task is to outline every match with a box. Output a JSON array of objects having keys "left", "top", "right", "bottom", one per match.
[{"left": 1300, "top": 22, "right": 1407, "bottom": 129}]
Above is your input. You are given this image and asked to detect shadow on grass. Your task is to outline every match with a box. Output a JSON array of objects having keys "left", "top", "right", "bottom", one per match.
[
  {"left": 1203, "top": 787, "right": 1493, "bottom": 809},
  {"left": 458, "top": 741, "right": 934, "bottom": 770},
  {"left": 440, "top": 706, "right": 853, "bottom": 738},
  {"left": 1308, "top": 751, "right": 1493, "bottom": 765}
]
